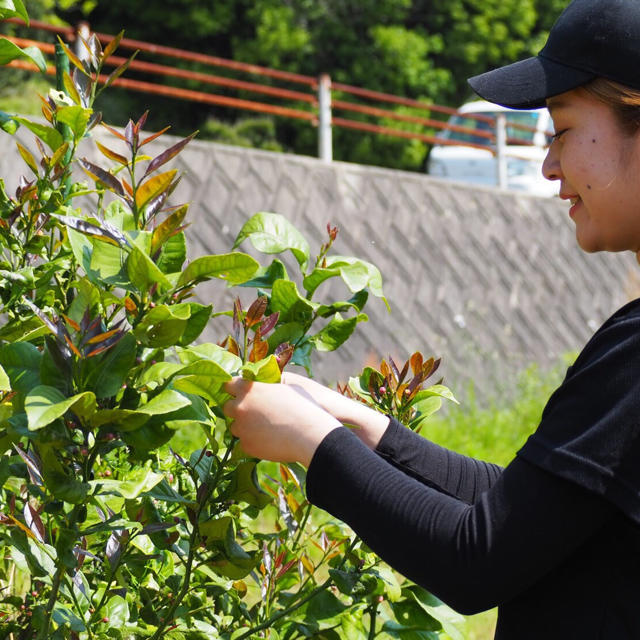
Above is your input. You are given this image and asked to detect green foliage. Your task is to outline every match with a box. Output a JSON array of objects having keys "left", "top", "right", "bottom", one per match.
[
  {"left": 0, "top": 9, "right": 463, "bottom": 639},
  {"left": 199, "top": 117, "right": 284, "bottom": 152}
]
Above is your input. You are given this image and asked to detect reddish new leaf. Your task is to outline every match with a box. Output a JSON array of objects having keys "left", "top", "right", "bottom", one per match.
[
  {"left": 246, "top": 296, "right": 267, "bottom": 328},
  {"left": 250, "top": 337, "right": 269, "bottom": 363},
  {"left": 13, "top": 445, "right": 43, "bottom": 486},
  {"left": 143, "top": 131, "right": 197, "bottom": 178},
  {"left": 139, "top": 125, "right": 171, "bottom": 147},
  {"left": 274, "top": 343, "right": 293, "bottom": 371},
  {"left": 78, "top": 158, "right": 125, "bottom": 196},
  {"left": 101, "top": 122, "right": 128, "bottom": 142},
  {"left": 24, "top": 503, "right": 45, "bottom": 544},
  {"left": 95, "top": 140, "right": 128, "bottom": 166},
  {"left": 102, "top": 31, "right": 124, "bottom": 61},
  {"left": 103, "top": 51, "right": 138, "bottom": 92}
]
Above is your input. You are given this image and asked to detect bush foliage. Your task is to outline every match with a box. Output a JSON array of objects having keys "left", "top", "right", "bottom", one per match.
[{"left": 0, "top": 9, "right": 462, "bottom": 639}]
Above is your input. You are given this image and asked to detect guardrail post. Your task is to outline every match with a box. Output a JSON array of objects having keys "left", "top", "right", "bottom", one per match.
[
  {"left": 318, "top": 73, "right": 332, "bottom": 162},
  {"left": 495, "top": 112, "right": 507, "bottom": 189}
]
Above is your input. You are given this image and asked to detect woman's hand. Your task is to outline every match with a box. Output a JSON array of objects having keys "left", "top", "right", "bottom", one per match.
[
  {"left": 281, "top": 372, "right": 390, "bottom": 449},
  {"left": 223, "top": 378, "right": 342, "bottom": 467}
]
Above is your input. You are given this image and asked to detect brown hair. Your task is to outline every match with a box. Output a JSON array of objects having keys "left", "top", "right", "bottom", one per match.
[{"left": 582, "top": 78, "right": 640, "bottom": 134}]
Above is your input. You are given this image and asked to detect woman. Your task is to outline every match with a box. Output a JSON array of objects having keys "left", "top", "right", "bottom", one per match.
[{"left": 224, "top": 0, "right": 640, "bottom": 636}]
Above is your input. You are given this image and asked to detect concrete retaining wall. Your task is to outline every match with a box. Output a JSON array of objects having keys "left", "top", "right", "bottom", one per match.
[{"left": 2, "top": 127, "right": 637, "bottom": 398}]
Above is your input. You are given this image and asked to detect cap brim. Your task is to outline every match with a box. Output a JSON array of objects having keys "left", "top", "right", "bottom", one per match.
[{"left": 468, "top": 55, "right": 596, "bottom": 110}]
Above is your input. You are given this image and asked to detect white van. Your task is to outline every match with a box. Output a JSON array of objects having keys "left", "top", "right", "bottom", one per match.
[{"left": 427, "top": 100, "right": 558, "bottom": 197}]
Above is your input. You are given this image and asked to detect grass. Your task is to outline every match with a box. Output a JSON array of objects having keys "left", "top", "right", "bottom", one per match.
[{"left": 423, "top": 357, "right": 571, "bottom": 467}]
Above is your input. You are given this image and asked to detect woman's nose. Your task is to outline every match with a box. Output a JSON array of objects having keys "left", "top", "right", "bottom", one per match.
[{"left": 542, "top": 144, "right": 562, "bottom": 181}]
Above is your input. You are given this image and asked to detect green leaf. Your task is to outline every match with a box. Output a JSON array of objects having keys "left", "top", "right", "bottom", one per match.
[
  {"left": 240, "top": 355, "right": 281, "bottom": 383},
  {"left": 68, "top": 228, "right": 129, "bottom": 288},
  {"left": 0, "top": 342, "right": 42, "bottom": 394},
  {"left": 56, "top": 105, "right": 92, "bottom": 139},
  {"left": 270, "top": 279, "right": 316, "bottom": 324},
  {"left": 303, "top": 266, "right": 341, "bottom": 297},
  {"left": 325, "top": 256, "right": 388, "bottom": 309},
  {"left": 228, "top": 461, "right": 271, "bottom": 508},
  {"left": 309, "top": 312, "right": 367, "bottom": 352},
  {"left": 25, "top": 386, "right": 97, "bottom": 431},
  {"left": 411, "top": 396, "right": 442, "bottom": 420},
  {"left": 135, "top": 361, "right": 185, "bottom": 389},
  {"left": 409, "top": 385, "right": 458, "bottom": 406},
  {"left": 139, "top": 388, "right": 192, "bottom": 415},
  {"left": 179, "top": 303, "right": 212, "bottom": 346},
  {"left": 303, "top": 590, "right": 347, "bottom": 625},
  {"left": 316, "top": 290, "right": 369, "bottom": 318},
  {"left": 203, "top": 516, "right": 256, "bottom": 579},
  {"left": 16, "top": 142, "right": 38, "bottom": 174},
  {"left": 0, "top": 109, "right": 19, "bottom": 134},
  {"left": 238, "top": 258, "right": 288, "bottom": 289},
  {"left": 373, "top": 565, "right": 402, "bottom": 602},
  {"left": 52, "top": 605, "right": 86, "bottom": 632},
  {"left": 156, "top": 230, "right": 186, "bottom": 275},
  {"left": 40, "top": 446, "right": 90, "bottom": 503},
  {"left": 104, "top": 595, "right": 130, "bottom": 626},
  {"left": 90, "top": 388, "right": 190, "bottom": 431},
  {"left": 389, "top": 600, "right": 442, "bottom": 633},
  {"left": 89, "top": 467, "right": 163, "bottom": 499},
  {"left": 14, "top": 117, "right": 63, "bottom": 151},
  {"left": 178, "top": 252, "right": 260, "bottom": 287},
  {"left": 406, "top": 586, "right": 465, "bottom": 640},
  {"left": 328, "top": 568, "right": 359, "bottom": 595},
  {"left": 233, "top": 212, "right": 310, "bottom": 271},
  {"left": 127, "top": 244, "right": 173, "bottom": 293},
  {"left": 0, "top": 0, "right": 28, "bottom": 23},
  {"left": 176, "top": 343, "right": 242, "bottom": 374},
  {"left": 89, "top": 408, "right": 149, "bottom": 431},
  {"left": 172, "top": 359, "right": 232, "bottom": 403},
  {"left": 84, "top": 333, "right": 137, "bottom": 399},
  {"left": 0, "top": 38, "right": 46, "bottom": 72},
  {"left": 146, "top": 478, "right": 192, "bottom": 504},
  {"left": 134, "top": 304, "right": 191, "bottom": 348},
  {"left": 0, "top": 364, "right": 10, "bottom": 392}
]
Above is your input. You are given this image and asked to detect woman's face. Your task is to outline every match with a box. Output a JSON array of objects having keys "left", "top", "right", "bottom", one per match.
[{"left": 543, "top": 88, "right": 640, "bottom": 256}]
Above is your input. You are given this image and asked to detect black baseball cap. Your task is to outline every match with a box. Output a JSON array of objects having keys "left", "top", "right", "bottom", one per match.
[{"left": 468, "top": 0, "right": 640, "bottom": 109}]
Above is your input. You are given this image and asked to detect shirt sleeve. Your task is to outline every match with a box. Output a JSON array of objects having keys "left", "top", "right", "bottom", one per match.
[
  {"left": 375, "top": 417, "right": 503, "bottom": 504},
  {"left": 517, "top": 301, "right": 640, "bottom": 525},
  {"left": 306, "top": 426, "right": 613, "bottom": 615}
]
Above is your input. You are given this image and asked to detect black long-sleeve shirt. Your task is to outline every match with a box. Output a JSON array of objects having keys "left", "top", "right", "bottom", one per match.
[{"left": 306, "top": 298, "right": 640, "bottom": 638}]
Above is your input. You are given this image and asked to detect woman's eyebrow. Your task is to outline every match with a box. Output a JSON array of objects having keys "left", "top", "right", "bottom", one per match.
[{"left": 546, "top": 97, "right": 569, "bottom": 114}]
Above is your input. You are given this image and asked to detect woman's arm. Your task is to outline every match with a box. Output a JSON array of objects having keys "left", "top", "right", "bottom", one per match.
[
  {"left": 306, "top": 426, "right": 613, "bottom": 614},
  {"left": 281, "top": 373, "right": 503, "bottom": 501},
  {"left": 281, "top": 371, "right": 391, "bottom": 448},
  {"left": 223, "top": 382, "right": 612, "bottom": 613}
]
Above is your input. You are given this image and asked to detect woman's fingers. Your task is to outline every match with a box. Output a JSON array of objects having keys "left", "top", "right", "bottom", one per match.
[{"left": 219, "top": 378, "right": 341, "bottom": 465}]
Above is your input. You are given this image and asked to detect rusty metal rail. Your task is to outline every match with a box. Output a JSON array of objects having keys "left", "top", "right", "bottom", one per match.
[{"left": 1, "top": 16, "right": 546, "bottom": 176}]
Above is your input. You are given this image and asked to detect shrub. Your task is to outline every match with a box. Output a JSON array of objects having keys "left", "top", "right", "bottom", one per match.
[{"left": 0, "top": 10, "right": 461, "bottom": 639}]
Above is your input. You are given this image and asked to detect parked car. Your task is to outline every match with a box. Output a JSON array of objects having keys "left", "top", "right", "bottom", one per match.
[{"left": 427, "top": 100, "right": 558, "bottom": 197}]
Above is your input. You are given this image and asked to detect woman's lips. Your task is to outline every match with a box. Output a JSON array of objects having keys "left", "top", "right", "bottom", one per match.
[{"left": 569, "top": 196, "right": 580, "bottom": 218}]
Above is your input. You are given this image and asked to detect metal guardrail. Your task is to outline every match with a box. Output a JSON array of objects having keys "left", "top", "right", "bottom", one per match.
[{"left": 1, "top": 18, "right": 547, "bottom": 187}]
